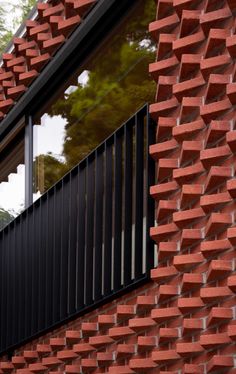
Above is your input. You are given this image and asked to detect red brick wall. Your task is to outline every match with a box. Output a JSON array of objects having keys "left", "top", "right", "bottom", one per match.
[
  {"left": 1, "top": 0, "right": 236, "bottom": 373},
  {"left": 148, "top": 0, "right": 236, "bottom": 372}
]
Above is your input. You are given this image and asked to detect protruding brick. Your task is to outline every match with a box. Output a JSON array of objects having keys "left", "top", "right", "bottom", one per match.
[
  {"left": 200, "top": 192, "right": 231, "bottom": 213},
  {"left": 178, "top": 297, "right": 204, "bottom": 313},
  {"left": 200, "top": 286, "right": 233, "bottom": 302},
  {"left": 150, "top": 139, "right": 178, "bottom": 160},
  {"left": 200, "top": 144, "right": 231, "bottom": 169},
  {"left": 182, "top": 273, "right": 204, "bottom": 292},
  {"left": 98, "top": 314, "right": 116, "bottom": 328},
  {"left": 157, "top": 158, "right": 179, "bottom": 181},
  {"left": 151, "top": 307, "right": 181, "bottom": 323},
  {"left": 150, "top": 223, "right": 178, "bottom": 242},
  {"left": 173, "top": 253, "right": 204, "bottom": 271},
  {"left": 137, "top": 336, "right": 156, "bottom": 351},
  {"left": 200, "top": 333, "right": 231, "bottom": 349},
  {"left": 173, "top": 162, "right": 205, "bottom": 184},
  {"left": 205, "top": 213, "right": 232, "bottom": 237},
  {"left": 207, "top": 307, "right": 233, "bottom": 326},
  {"left": 152, "top": 350, "right": 180, "bottom": 364},
  {"left": 129, "top": 358, "right": 157, "bottom": 370},
  {"left": 151, "top": 265, "right": 178, "bottom": 282},
  {"left": 150, "top": 181, "right": 179, "bottom": 200},
  {"left": 201, "top": 239, "right": 231, "bottom": 257},
  {"left": 227, "top": 275, "right": 236, "bottom": 292},
  {"left": 117, "top": 344, "right": 135, "bottom": 358},
  {"left": 158, "top": 285, "right": 179, "bottom": 302},
  {"left": 89, "top": 335, "right": 114, "bottom": 347},
  {"left": 173, "top": 120, "right": 205, "bottom": 142},
  {"left": 157, "top": 200, "right": 178, "bottom": 222},
  {"left": 57, "top": 350, "right": 78, "bottom": 361},
  {"left": 173, "top": 208, "right": 205, "bottom": 228},
  {"left": 183, "top": 318, "right": 203, "bottom": 334},
  {"left": 207, "top": 260, "right": 232, "bottom": 281},
  {"left": 176, "top": 342, "right": 204, "bottom": 357},
  {"left": 159, "top": 328, "right": 179, "bottom": 343},
  {"left": 180, "top": 229, "right": 202, "bottom": 248},
  {"left": 108, "top": 327, "right": 135, "bottom": 340},
  {"left": 180, "top": 184, "right": 203, "bottom": 208}
]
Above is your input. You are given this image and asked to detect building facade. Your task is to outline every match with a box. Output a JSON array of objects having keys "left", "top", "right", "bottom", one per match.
[{"left": 0, "top": 0, "right": 236, "bottom": 373}]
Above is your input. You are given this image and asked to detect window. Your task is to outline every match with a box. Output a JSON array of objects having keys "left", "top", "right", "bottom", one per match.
[
  {"left": 33, "top": 0, "right": 156, "bottom": 199},
  {"left": 0, "top": 126, "right": 25, "bottom": 229}
]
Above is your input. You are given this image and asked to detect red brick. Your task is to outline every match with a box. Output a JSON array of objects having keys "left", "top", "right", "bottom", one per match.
[
  {"left": 183, "top": 364, "right": 204, "bottom": 374},
  {"left": 227, "top": 275, "right": 236, "bottom": 292},
  {"left": 137, "top": 336, "right": 156, "bottom": 351},
  {"left": 151, "top": 265, "right": 178, "bottom": 282},
  {"left": 129, "top": 358, "right": 157, "bottom": 370},
  {"left": 176, "top": 342, "right": 204, "bottom": 357},
  {"left": 116, "top": 344, "right": 135, "bottom": 358},
  {"left": 204, "top": 166, "right": 232, "bottom": 193},
  {"left": 73, "top": 343, "right": 95, "bottom": 354},
  {"left": 207, "top": 260, "right": 232, "bottom": 281},
  {"left": 180, "top": 229, "right": 202, "bottom": 248},
  {"left": 207, "top": 307, "right": 233, "bottom": 326},
  {"left": 151, "top": 307, "right": 181, "bottom": 323},
  {"left": 183, "top": 318, "right": 203, "bottom": 334},
  {"left": 206, "top": 120, "right": 231, "bottom": 145},
  {"left": 149, "top": 14, "right": 179, "bottom": 38},
  {"left": 228, "top": 324, "right": 236, "bottom": 340},
  {"left": 158, "top": 285, "right": 179, "bottom": 302},
  {"left": 201, "top": 239, "right": 231, "bottom": 258},
  {"left": 89, "top": 335, "right": 114, "bottom": 347},
  {"left": 173, "top": 120, "right": 205, "bottom": 142},
  {"left": 200, "top": 286, "right": 233, "bottom": 302},
  {"left": 152, "top": 350, "right": 180, "bottom": 364},
  {"left": 181, "top": 273, "right": 204, "bottom": 292},
  {"left": 150, "top": 181, "right": 179, "bottom": 200},
  {"left": 177, "top": 297, "right": 204, "bottom": 313},
  {"left": 108, "top": 327, "right": 135, "bottom": 340},
  {"left": 200, "top": 192, "right": 232, "bottom": 213},
  {"left": 173, "top": 208, "right": 205, "bottom": 228},
  {"left": 159, "top": 328, "right": 179, "bottom": 343},
  {"left": 200, "top": 144, "right": 232, "bottom": 169},
  {"left": 207, "top": 355, "right": 234, "bottom": 373},
  {"left": 173, "top": 162, "right": 205, "bottom": 184},
  {"left": 150, "top": 223, "right": 178, "bottom": 242},
  {"left": 150, "top": 138, "right": 178, "bottom": 160}
]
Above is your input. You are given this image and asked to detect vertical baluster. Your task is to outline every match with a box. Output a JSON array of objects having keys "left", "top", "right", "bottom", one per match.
[
  {"left": 124, "top": 121, "right": 133, "bottom": 286},
  {"left": 76, "top": 164, "right": 86, "bottom": 309},
  {"left": 85, "top": 156, "right": 95, "bottom": 304},
  {"left": 94, "top": 147, "right": 104, "bottom": 301},
  {"left": 113, "top": 130, "right": 123, "bottom": 291},
  {"left": 103, "top": 140, "right": 113, "bottom": 296},
  {"left": 60, "top": 177, "right": 70, "bottom": 320},
  {"left": 46, "top": 190, "right": 54, "bottom": 326},
  {"left": 134, "top": 110, "right": 144, "bottom": 279},
  {"left": 68, "top": 168, "right": 79, "bottom": 313}
]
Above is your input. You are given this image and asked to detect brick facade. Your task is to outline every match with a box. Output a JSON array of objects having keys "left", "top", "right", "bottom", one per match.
[{"left": 1, "top": 0, "right": 236, "bottom": 373}]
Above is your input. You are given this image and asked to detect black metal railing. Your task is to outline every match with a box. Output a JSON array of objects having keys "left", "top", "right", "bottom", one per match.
[{"left": 0, "top": 104, "right": 155, "bottom": 354}]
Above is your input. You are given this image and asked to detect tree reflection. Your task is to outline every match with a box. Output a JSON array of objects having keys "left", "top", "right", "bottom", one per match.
[
  {"left": 0, "top": 209, "right": 14, "bottom": 230},
  {"left": 34, "top": 0, "right": 156, "bottom": 194}
]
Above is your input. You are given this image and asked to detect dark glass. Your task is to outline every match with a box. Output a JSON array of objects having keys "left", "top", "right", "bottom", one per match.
[
  {"left": 0, "top": 128, "right": 25, "bottom": 229},
  {"left": 33, "top": 0, "right": 156, "bottom": 198}
]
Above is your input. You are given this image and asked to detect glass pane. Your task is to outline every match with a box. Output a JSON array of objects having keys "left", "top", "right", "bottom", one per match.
[
  {"left": 0, "top": 128, "right": 25, "bottom": 230},
  {"left": 33, "top": 0, "right": 156, "bottom": 198}
]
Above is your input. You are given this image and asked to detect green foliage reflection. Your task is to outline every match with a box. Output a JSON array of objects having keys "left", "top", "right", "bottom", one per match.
[{"left": 34, "top": 0, "right": 156, "bottom": 194}]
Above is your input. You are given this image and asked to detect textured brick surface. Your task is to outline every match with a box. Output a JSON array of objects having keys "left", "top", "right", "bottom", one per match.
[
  {"left": 0, "top": 0, "right": 97, "bottom": 120},
  {"left": 1, "top": 0, "right": 236, "bottom": 373}
]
